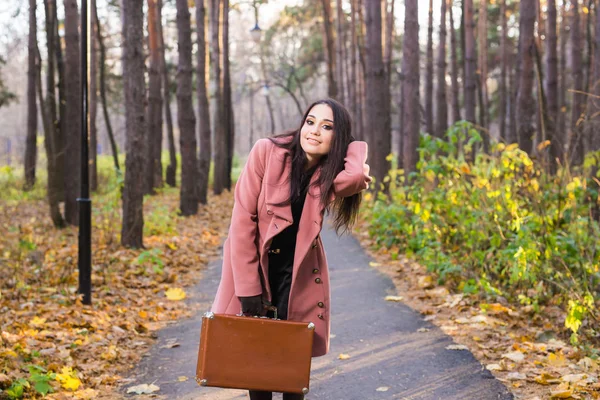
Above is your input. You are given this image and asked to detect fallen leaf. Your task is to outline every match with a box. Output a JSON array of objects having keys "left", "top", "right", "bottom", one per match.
[
  {"left": 369, "top": 262, "right": 381, "bottom": 267},
  {"left": 418, "top": 275, "right": 434, "bottom": 289},
  {"left": 375, "top": 387, "right": 389, "bottom": 392},
  {"left": 126, "top": 383, "right": 160, "bottom": 394},
  {"left": 417, "top": 328, "right": 430, "bottom": 333},
  {"left": 384, "top": 295, "right": 404, "bottom": 302},
  {"left": 55, "top": 366, "right": 82, "bottom": 391},
  {"left": 486, "top": 364, "right": 503, "bottom": 371},
  {"left": 534, "top": 372, "right": 561, "bottom": 385},
  {"left": 547, "top": 352, "right": 567, "bottom": 367},
  {"left": 178, "top": 376, "right": 188, "bottom": 382},
  {"left": 165, "top": 288, "right": 186, "bottom": 301},
  {"left": 338, "top": 353, "right": 351, "bottom": 360},
  {"left": 506, "top": 372, "right": 527, "bottom": 380},
  {"left": 502, "top": 351, "right": 525, "bottom": 363},
  {"left": 446, "top": 344, "right": 469, "bottom": 351}
]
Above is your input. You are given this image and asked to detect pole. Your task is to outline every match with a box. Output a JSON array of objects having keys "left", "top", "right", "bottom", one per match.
[{"left": 78, "top": 0, "right": 92, "bottom": 305}]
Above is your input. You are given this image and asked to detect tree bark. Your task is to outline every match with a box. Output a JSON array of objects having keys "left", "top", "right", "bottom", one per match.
[
  {"left": 570, "top": 0, "right": 585, "bottom": 165},
  {"left": 449, "top": 0, "right": 461, "bottom": 123},
  {"left": 477, "top": 0, "right": 488, "bottom": 130},
  {"left": 463, "top": 0, "right": 476, "bottom": 124},
  {"left": 222, "top": 0, "right": 233, "bottom": 191},
  {"left": 558, "top": 0, "right": 568, "bottom": 154},
  {"left": 24, "top": 0, "right": 38, "bottom": 190},
  {"left": 90, "top": 0, "right": 98, "bottom": 191},
  {"left": 147, "top": 0, "right": 163, "bottom": 193},
  {"left": 210, "top": 0, "right": 226, "bottom": 195},
  {"left": 436, "top": 0, "right": 448, "bottom": 138},
  {"left": 320, "top": 0, "right": 338, "bottom": 99},
  {"left": 176, "top": 0, "right": 199, "bottom": 215},
  {"left": 364, "top": 0, "right": 390, "bottom": 191},
  {"left": 499, "top": 0, "right": 508, "bottom": 141},
  {"left": 196, "top": 0, "right": 211, "bottom": 205},
  {"left": 425, "top": 0, "right": 434, "bottom": 135},
  {"left": 336, "top": 0, "right": 346, "bottom": 104},
  {"left": 121, "top": 0, "right": 146, "bottom": 248},
  {"left": 516, "top": 0, "right": 536, "bottom": 155},
  {"left": 95, "top": 5, "right": 119, "bottom": 172},
  {"left": 546, "top": 0, "right": 561, "bottom": 171},
  {"left": 157, "top": 0, "right": 176, "bottom": 187},
  {"left": 63, "top": 0, "right": 81, "bottom": 225},
  {"left": 53, "top": 0, "right": 66, "bottom": 202},
  {"left": 402, "top": 0, "right": 419, "bottom": 177},
  {"left": 350, "top": 0, "right": 360, "bottom": 135},
  {"left": 43, "top": 0, "right": 64, "bottom": 227},
  {"left": 589, "top": 0, "right": 600, "bottom": 152}
]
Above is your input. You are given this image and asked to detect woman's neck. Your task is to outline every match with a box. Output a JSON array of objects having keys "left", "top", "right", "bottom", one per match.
[{"left": 305, "top": 154, "right": 321, "bottom": 171}]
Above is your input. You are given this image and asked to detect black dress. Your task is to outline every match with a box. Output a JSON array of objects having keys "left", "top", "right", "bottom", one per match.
[{"left": 267, "top": 165, "right": 317, "bottom": 321}]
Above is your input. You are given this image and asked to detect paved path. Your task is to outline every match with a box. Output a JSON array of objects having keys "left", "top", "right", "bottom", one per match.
[{"left": 125, "top": 224, "right": 513, "bottom": 400}]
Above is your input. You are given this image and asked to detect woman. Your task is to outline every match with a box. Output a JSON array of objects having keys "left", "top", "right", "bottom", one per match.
[{"left": 210, "top": 98, "right": 371, "bottom": 400}]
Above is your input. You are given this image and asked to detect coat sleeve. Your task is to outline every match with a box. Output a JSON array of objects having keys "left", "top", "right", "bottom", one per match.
[
  {"left": 229, "top": 139, "right": 269, "bottom": 297},
  {"left": 332, "top": 140, "right": 372, "bottom": 198}
]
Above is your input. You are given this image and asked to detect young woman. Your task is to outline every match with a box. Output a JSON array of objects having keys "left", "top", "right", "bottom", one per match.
[{"left": 210, "top": 98, "right": 371, "bottom": 400}]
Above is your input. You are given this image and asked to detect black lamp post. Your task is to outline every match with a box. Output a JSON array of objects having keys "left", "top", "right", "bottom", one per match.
[{"left": 78, "top": 0, "right": 92, "bottom": 305}]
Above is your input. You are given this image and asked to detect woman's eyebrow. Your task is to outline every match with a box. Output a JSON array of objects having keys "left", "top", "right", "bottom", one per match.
[{"left": 307, "top": 114, "right": 334, "bottom": 124}]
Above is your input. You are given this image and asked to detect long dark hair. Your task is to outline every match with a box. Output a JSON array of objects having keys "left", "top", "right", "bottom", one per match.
[{"left": 268, "top": 98, "right": 362, "bottom": 235}]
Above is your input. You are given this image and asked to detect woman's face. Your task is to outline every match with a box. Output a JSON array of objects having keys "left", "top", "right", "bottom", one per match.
[{"left": 300, "top": 104, "right": 335, "bottom": 166}]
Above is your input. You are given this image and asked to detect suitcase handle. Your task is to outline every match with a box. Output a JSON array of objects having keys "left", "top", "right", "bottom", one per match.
[{"left": 237, "top": 304, "right": 279, "bottom": 320}]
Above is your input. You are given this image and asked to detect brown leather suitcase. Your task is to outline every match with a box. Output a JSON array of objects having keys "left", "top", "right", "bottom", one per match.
[{"left": 195, "top": 311, "right": 315, "bottom": 395}]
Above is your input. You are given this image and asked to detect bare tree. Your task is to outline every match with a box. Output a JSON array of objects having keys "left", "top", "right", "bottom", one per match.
[
  {"left": 436, "top": 0, "right": 448, "bottom": 138},
  {"left": 320, "top": 0, "right": 338, "bottom": 99},
  {"left": 449, "top": 0, "right": 461, "bottom": 123},
  {"left": 196, "top": 0, "right": 211, "bottom": 204},
  {"left": 516, "top": 0, "right": 536, "bottom": 155},
  {"left": 588, "top": 0, "right": 600, "bottom": 152},
  {"left": 463, "top": 0, "right": 476, "bottom": 124},
  {"left": 364, "top": 0, "right": 390, "bottom": 190},
  {"left": 222, "top": 0, "right": 234, "bottom": 190},
  {"left": 147, "top": 0, "right": 163, "bottom": 193},
  {"left": 425, "top": 0, "right": 434, "bottom": 135},
  {"left": 90, "top": 0, "right": 98, "bottom": 191},
  {"left": 336, "top": 0, "right": 346, "bottom": 104},
  {"left": 63, "top": 0, "right": 81, "bottom": 225},
  {"left": 570, "top": 0, "right": 585, "bottom": 165},
  {"left": 546, "top": 0, "right": 561, "bottom": 171},
  {"left": 24, "top": 0, "right": 38, "bottom": 190},
  {"left": 121, "top": 0, "right": 146, "bottom": 247},
  {"left": 477, "top": 0, "right": 489, "bottom": 130},
  {"left": 210, "top": 0, "right": 226, "bottom": 195},
  {"left": 499, "top": 0, "right": 508, "bottom": 141},
  {"left": 402, "top": 0, "right": 419, "bottom": 176},
  {"left": 176, "top": 0, "right": 199, "bottom": 215}
]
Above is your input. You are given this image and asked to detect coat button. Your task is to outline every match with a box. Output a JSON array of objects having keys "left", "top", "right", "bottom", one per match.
[
  {"left": 312, "top": 269, "right": 319, "bottom": 274},
  {"left": 317, "top": 302, "right": 324, "bottom": 308},
  {"left": 317, "top": 314, "right": 324, "bottom": 320},
  {"left": 315, "top": 278, "right": 322, "bottom": 284},
  {"left": 267, "top": 209, "right": 274, "bottom": 215}
]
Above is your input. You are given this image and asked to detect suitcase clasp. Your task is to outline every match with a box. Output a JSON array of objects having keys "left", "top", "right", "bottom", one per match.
[
  {"left": 203, "top": 311, "right": 215, "bottom": 319},
  {"left": 307, "top": 322, "right": 315, "bottom": 330}
]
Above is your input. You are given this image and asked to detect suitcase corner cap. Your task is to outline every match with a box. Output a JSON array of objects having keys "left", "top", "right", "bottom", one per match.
[
  {"left": 203, "top": 311, "right": 215, "bottom": 319},
  {"left": 307, "top": 322, "right": 315, "bottom": 330},
  {"left": 302, "top": 388, "right": 309, "bottom": 394},
  {"left": 195, "top": 377, "right": 208, "bottom": 386}
]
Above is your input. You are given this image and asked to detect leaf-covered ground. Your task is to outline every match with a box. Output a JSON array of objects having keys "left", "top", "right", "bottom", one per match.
[
  {"left": 354, "top": 216, "right": 600, "bottom": 400},
  {"left": 0, "top": 187, "right": 234, "bottom": 399}
]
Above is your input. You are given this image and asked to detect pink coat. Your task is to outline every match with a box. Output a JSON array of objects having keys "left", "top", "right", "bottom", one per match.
[{"left": 210, "top": 137, "right": 370, "bottom": 357}]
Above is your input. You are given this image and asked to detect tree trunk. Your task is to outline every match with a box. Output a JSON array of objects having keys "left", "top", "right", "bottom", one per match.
[
  {"left": 121, "top": 0, "right": 146, "bottom": 248},
  {"left": 402, "top": 0, "right": 419, "bottom": 176},
  {"left": 477, "top": 0, "right": 488, "bottom": 131},
  {"left": 570, "top": 0, "right": 585, "bottom": 165},
  {"left": 516, "top": 0, "right": 536, "bottom": 155},
  {"left": 222, "top": 0, "right": 233, "bottom": 191},
  {"left": 147, "top": 0, "right": 163, "bottom": 194},
  {"left": 176, "top": 0, "right": 199, "bottom": 215},
  {"left": 24, "top": 0, "right": 38, "bottom": 190},
  {"left": 449, "top": 0, "right": 461, "bottom": 123},
  {"left": 320, "top": 0, "right": 338, "bottom": 99},
  {"left": 425, "top": 0, "right": 433, "bottom": 135},
  {"left": 210, "top": 0, "right": 226, "bottom": 195},
  {"left": 63, "top": 0, "right": 81, "bottom": 226},
  {"left": 350, "top": 0, "right": 360, "bottom": 135},
  {"left": 43, "top": 0, "right": 64, "bottom": 227},
  {"left": 436, "top": 0, "right": 448, "bottom": 138},
  {"left": 463, "top": 0, "right": 476, "bottom": 124},
  {"left": 336, "top": 0, "right": 346, "bottom": 104},
  {"left": 558, "top": 0, "right": 568, "bottom": 153},
  {"left": 589, "top": 0, "right": 600, "bottom": 152},
  {"left": 157, "top": 0, "right": 176, "bottom": 187},
  {"left": 196, "top": 0, "right": 211, "bottom": 205},
  {"left": 364, "top": 0, "right": 390, "bottom": 191},
  {"left": 53, "top": 0, "right": 66, "bottom": 203},
  {"left": 90, "top": 0, "right": 98, "bottom": 191},
  {"left": 546, "top": 0, "right": 561, "bottom": 171},
  {"left": 499, "top": 0, "right": 508, "bottom": 141},
  {"left": 95, "top": 5, "right": 119, "bottom": 172}
]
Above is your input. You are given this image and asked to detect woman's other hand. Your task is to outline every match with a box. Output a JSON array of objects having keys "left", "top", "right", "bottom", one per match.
[{"left": 239, "top": 295, "right": 263, "bottom": 316}]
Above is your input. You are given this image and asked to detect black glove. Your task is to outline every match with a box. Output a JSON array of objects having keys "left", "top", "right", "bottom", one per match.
[{"left": 239, "top": 295, "right": 263, "bottom": 316}]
